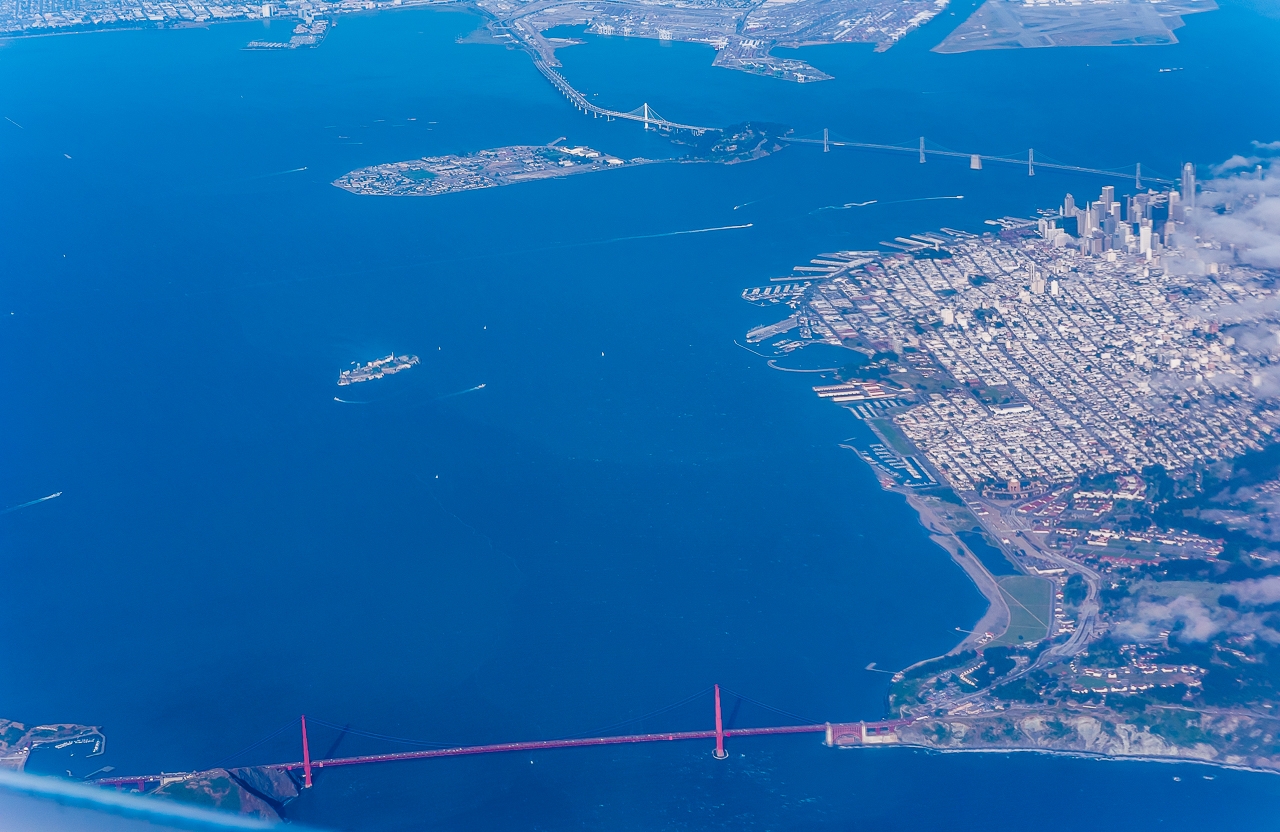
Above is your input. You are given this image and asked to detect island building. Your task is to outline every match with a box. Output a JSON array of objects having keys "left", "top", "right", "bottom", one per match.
[{"left": 338, "top": 354, "right": 418, "bottom": 385}]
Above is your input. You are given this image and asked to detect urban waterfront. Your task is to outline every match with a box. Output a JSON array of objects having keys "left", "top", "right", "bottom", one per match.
[{"left": 3, "top": 4, "right": 1280, "bottom": 829}]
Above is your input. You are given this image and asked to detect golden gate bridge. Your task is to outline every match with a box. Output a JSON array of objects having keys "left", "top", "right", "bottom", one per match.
[{"left": 91, "top": 686, "right": 906, "bottom": 793}]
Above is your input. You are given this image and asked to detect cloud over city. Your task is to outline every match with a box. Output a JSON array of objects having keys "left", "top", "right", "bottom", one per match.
[
  {"left": 1187, "top": 150, "right": 1280, "bottom": 270},
  {"left": 1115, "top": 576, "right": 1280, "bottom": 644}
]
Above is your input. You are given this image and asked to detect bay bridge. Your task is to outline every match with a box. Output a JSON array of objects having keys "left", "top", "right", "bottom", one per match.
[
  {"left": 787, "top": 129, "right": 1177, "bottom": 187},
  {"left": 535, "top": 57, "right": 719, "bottom": 135},
  {"left": 535, "top": 54, "right": 1178, "bottom": 188},
  {"left": 91, "top": 686, "right": 906, "bottom": 793}
]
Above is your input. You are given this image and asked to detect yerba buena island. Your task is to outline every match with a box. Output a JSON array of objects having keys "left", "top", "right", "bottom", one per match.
[{"left": 744, "top": 162, "right": 1280, "bottom": 770}]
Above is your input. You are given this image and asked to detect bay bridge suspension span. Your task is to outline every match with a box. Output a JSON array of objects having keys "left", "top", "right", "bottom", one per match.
[
  {"left": 534, "top": 54, "right": 1176, "bottom": 187},
  {"left": 91, "top": 686, "right": 906, "bottom": 793},
  {"left": 790, "top": 129, "right": 1176, "bottom": 187},
  {"left": 535, "top": 57, "right": 719, "bottom": 134}
]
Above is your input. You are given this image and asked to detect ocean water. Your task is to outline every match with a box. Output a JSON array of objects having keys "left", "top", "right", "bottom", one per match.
[{"left": 2, "top": 5, "right": 1280, "bottom": 829}]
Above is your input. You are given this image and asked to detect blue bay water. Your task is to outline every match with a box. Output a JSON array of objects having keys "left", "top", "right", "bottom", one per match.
[{"left": 1, "top": 6, "right": 1280, "bottom": 829}]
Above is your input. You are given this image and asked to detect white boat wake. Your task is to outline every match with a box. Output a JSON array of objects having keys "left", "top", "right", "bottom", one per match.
[
  {"left": 438, "top": 383, "right": 487, "bottom": 399},
  {"left": 816, "top": 200, "right": 878, "bottom": 211},
  {"left": 815, "top": 195, "right": 963, "bottom": 212},
  {"left": 3, "top": 492, "right": 62, "bottom": 514},
  {"left": 611, "top": 223, "right": 753, "bottom": 243}
]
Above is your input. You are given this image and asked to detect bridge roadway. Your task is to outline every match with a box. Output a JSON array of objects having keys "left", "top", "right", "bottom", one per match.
[
  {"left": 288, "top": 723, "right": 826, "bottom": 772},
  {"left": 532, "top": 56, "right": 719, "bottom": 135},
  {"left": 786, "top": 137, "right": 1175, "bottom": 185},
  {"left": 90, "top": 724, "right": 828, "bottom": 789},
  {"left": 527, "top": 47, "right": 1164, "bottom": 187}
]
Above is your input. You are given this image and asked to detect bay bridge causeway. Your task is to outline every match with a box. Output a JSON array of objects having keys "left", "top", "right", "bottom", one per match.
[{"left": 91, "top": 686, "right": 906, "bottom": 793}]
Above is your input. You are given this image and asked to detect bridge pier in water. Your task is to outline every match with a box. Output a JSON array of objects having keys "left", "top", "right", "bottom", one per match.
[
  {"left": 301, "top": 715, "right": 313, "bottom": 789},
  {"left": 713, "top": 684, "right": 728, "bottom": 759}
]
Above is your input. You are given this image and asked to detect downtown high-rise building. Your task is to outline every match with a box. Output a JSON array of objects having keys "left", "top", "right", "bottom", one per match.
[{"left": 1182, "top": 162, "right": 1196, "bottom": 209}]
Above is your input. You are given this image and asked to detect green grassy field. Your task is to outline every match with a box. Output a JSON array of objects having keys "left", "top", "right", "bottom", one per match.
[
  {"left": 868, "top": 418, "right": 914, "bottom": 456},
  {"left": 992, "top": 575, "right": 1053, "bottom": 646}
]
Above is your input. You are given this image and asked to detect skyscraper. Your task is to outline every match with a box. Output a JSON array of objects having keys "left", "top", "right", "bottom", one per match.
[{"left": 1182, "top": 162, "right": 1196, "bottom": 209}]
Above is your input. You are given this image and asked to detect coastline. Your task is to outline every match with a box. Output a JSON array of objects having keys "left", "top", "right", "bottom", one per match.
[
  {"left": 853, "top": 411, "right": 1011, "bottom": 665},
  {"left": 755, "top": 210, "right": 1280, "bottom": 773},
  {"left": 901, "top": 489, "right": 1010, "bottom": 654},
  {"left": 845, "top": 741, "right": 1280, "bottom": 777}
]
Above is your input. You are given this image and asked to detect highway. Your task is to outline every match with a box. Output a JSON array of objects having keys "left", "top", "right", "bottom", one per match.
[{"left": 900, "top": 498, "right": 1105, "bottom": 718}]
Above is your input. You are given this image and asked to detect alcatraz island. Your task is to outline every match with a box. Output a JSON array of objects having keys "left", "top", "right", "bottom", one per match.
[
  {"left": 748, "top": 163, "right": 1280, "bottom": 770},
  {"left": 338, "top": 353, "right": 419, "bottom": 385}
]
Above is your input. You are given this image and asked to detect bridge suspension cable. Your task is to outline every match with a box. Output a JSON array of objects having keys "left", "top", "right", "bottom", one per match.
[
  {"left": 307, "top": 717, "right": 456, "bottom": 748},
  {"left": 531, "top": 57, "right": 719, "bottom": 134},
  {"left": 556, "top": 686, "right": 715, "bottom": 740},
  {"left": 208, "top": 717, "right": 301, "bottom": 770},
  {"left": 720, "top": 686, "right": 823, "bottom": 727},
  {"left": 789, "top": 134, "right": 1175, "bottom": 185}
]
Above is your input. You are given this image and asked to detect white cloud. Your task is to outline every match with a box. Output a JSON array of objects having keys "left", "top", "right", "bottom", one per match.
[
  {"left": 1225, "top": 575, "right": 1280, "bottom": 605},
  {"left": 1187, "top": 165, "right": 1280, "bottom": 269},
  {"left": 1117, "top": 596, "right": 1208, "bottom": 640},
  {"left": 1213, "top": 155, "right": 1263, "bottom": 175},
  {"left": 1114, "top": 577, "right": 1280, "bottom": 644}
]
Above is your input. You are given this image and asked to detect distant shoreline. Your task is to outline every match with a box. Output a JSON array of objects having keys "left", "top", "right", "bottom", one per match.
[
  {"left": 0, "top": 0, "right": 454, "bottom": 43},
  {"left": 845, "top": 740, "right": 1280, "bottom": 777}
]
